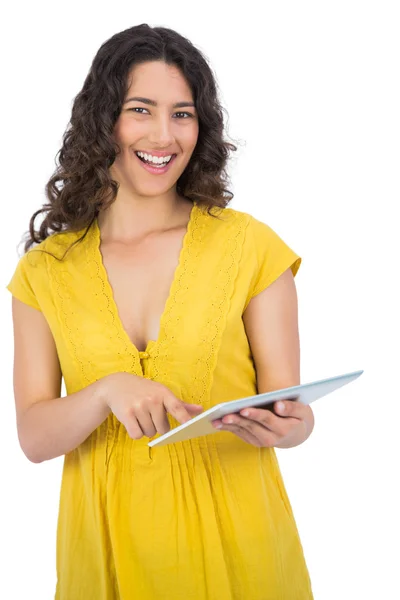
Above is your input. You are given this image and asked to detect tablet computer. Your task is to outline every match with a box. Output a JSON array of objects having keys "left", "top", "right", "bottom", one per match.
[{"left": 148, "top": 369, "right": 363, "bottom": 447}]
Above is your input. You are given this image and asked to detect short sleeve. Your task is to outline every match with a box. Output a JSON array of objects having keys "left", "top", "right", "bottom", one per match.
[
  {"left": 244, "top": 216, "right": 302, "bottom": 310},
  {"left": 6, "top": 253, "right": 42, "bottom": 311}
]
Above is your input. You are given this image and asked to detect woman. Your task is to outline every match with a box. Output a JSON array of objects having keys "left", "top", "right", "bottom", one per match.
[{"left": 7, "top": 24, "right": 315, "bottom": 599}]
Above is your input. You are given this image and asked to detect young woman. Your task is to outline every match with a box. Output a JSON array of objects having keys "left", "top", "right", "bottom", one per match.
[{"left": 8, "top": 23, "right": 314, "bottom": 599}]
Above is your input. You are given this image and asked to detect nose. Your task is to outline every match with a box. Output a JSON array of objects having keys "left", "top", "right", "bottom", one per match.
[{"left": 147, "top": 114, "right": 176, "bottom": 147}]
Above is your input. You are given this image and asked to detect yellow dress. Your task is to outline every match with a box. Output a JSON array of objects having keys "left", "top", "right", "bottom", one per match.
[{"left": 7, "top": 203, "right": 313, "bottom": 599}]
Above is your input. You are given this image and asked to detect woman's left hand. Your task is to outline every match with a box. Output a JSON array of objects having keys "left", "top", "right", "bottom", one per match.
[{"left": 211, "top": 400, "right": 314, "bottom": 448}]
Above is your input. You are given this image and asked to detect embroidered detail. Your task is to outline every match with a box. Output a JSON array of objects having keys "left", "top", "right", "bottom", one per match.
[
  {"left": 51, "top": 266, "right": 92, "bottom": 384},
  {"left": 46, "top": 233, "right": 100, "bottom": 385},
  {"left": 150, "top": 206, "right": 250, "bottom": 409},
  {"left": 89, "top": 222, "right": 140, "bottom": 376},
  {"left": 150, "top": 203, "right": 205, "bottom": 385},
  {"left": 188, "top": 210, "right": 248, "bottom": 407}
]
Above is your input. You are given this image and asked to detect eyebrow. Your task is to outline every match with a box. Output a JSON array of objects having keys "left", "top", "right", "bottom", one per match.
[{"left": 124, "top": 96, "right": 196, "bottom": 109}]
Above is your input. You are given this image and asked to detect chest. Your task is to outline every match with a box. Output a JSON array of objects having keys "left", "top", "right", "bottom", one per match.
[
  {"left": 43, "top": 207, "right": 254, "bottom": 397},
  {"left": 99, "top": 229, "right": 186, "bottom": 352}
]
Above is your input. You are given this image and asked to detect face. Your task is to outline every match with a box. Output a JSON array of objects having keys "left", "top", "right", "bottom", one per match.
[{"left": 109, "top": 61, "right": 199, "bottom": 198}]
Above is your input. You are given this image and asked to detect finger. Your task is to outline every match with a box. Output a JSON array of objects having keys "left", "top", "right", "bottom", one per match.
[
  {"left": 183, "top": 402, "right": 203, "bottom": 415},
  {"left": 273, "top": 399, "right": 307, "bottom": 419},
  {"left": 150, "top": 405, "right": 171, "bottom": 435},
  {"left": 225, "top": 408, "right": 277, "bottom": 432},
  {"left": 164, "top": 396, "right": 200, "bottom": 424},
  {"left": 133, "top": 406, "right": 157, "bottom": 438},
  {"left": 227, "top": 412, "right": 292, "bottom": 439},
  {"left": 221, "top": 423, "right": 266, "bottom": 447},
  {"left": 213, "top": 410, "right": 269, "bottom": 430},
  {"left": 125, "top": 415, "right": 145, "bottom": 440}
]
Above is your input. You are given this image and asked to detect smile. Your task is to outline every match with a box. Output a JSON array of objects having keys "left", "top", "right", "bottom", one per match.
[{"left": 134, "top": 151, "right": 177, "bottom": 174}]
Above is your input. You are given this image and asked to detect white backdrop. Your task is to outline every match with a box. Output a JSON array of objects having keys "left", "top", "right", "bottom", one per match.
[{"left": 1, "top": 1, "right": 398, "bottom": 598}]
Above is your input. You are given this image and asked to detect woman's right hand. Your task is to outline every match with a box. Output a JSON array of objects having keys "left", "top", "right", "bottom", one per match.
[{"left": 99, "top": 372, "right": 203, "bottom": 439}]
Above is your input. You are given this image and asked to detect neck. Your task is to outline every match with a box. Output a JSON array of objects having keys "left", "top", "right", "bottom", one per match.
[{"left": 97, "top": 188, "right": 193, "bottom": 243}]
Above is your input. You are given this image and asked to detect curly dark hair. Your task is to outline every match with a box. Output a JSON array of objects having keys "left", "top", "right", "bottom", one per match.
[{"left": 23, "top": 23, "right": 238, "bottom": 255}]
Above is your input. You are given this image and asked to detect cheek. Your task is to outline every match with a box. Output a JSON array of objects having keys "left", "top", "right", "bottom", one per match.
[
  {"left": 113, "top": 117, "right": 144, "bottom": 147},
  {"left": 181, "top": 122, "right": 199, "bottom": 151}
]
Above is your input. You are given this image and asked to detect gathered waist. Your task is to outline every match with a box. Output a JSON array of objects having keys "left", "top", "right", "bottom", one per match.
[{"left": 67, "top": 412, "right": 279, "bottom": 481}]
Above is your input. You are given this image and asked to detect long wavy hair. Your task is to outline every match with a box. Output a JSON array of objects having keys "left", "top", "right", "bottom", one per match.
[{"left": 23, "top": 24, "right": 238, "bottom": 256}]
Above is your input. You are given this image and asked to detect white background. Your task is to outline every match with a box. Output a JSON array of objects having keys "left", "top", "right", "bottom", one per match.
[{"left": 1, "top": 1, "right": 399, "bottom": 598}]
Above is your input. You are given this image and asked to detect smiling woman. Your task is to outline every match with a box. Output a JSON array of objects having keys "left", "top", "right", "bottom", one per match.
[{"left": 7, "top": 22, "right": 313, "bottom": 600}]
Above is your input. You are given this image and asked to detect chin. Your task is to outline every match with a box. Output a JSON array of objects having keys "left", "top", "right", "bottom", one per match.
[{"left": 133, "top": 183, "right": 176, "bottom": 197}]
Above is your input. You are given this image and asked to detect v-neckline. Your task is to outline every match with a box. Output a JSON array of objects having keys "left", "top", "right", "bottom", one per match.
[{"left": 92, "top": 202, "right": 198, "bottom": 357}]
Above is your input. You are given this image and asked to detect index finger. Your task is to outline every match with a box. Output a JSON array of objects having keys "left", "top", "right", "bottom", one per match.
[{"left": 164, "top": 396, "right": 193, "bottom": 424}]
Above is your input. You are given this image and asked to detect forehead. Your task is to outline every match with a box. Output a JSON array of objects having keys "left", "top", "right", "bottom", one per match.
[{"left": 126, "top": 61, "right": 194, "bottom": 100}]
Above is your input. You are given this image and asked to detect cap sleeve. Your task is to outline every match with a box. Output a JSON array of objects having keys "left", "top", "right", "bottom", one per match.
[
  {"left": 6, "top": 252, "right": 42, "bottom": 311},
  {"left": 244, "top": 216, "right": 302, "bottom": 310}
]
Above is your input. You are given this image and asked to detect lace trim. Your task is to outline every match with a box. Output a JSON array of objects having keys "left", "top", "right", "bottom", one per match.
[
  {"left": 51, "top": 266, "right": 92, "bottom": 385},
  {"left": 189, "top": 210, "right": 248, "bottom": 407},
  {"left": 87, "top": 222, "right": 139, "bottom": 376},
  {"left": 150, "top": 202, "right": 205, "bottom": 385},
  {"left": 150, "top": 207, "right": 249, "bottom": 408},
  {"left": 46, "top": 233, "right": 97, "bottom": 386},
  {"left": 48, "top": 225, "right": 140, "bottom": 386}
]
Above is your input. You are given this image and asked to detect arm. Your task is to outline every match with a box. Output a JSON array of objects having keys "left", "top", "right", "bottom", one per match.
[
  {"left": 213, "top": 268, "right": 314, "bottom": 448},
  {"left": 244, "top": 267, "right": 314, "bottom": 447},
  {"left": 11, "top": 297, "right": 110, "bottom": 463},
  {"left": 11, "top": 297, "right": 201, "bottom": 463},
  {"left": 243, "top": 266, "right": 301, "bottom": 394}
]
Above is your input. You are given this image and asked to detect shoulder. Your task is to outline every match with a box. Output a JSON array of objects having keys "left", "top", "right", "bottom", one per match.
[
  {"left": 11, "top": 225, "right": 89, "bottom": 283},
  {"left": 207, "top": 205, "right": 252, "bottom": 223},
  {"left": 201, "top": 205, "right": 253, "bottom": 237},
  {"left": 7, "top": 226, "right": 90, "bottom": 311},
  {"left": 200, "top": 205, "right": 295, "bottom": 266},
  {"left": 22, "top": 225, "right": 90, "bottom": 264},
  {"left": 206, "top": 205, "right": 281, "bottom": 247},
  {"left": 208, "top": 205, "right": 275, "bottom": 230}
]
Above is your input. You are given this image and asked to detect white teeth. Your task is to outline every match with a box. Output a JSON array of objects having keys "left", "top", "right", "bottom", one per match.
[{"left": 136, "top": 151, "right": 173, "bottom": 165}]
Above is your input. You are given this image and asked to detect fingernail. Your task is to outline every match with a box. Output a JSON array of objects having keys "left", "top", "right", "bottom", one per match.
[
  {"left": 242, "top": 410, "right": 250, "bottom": 417},
  {"left": 277, "top": 401, "right": 285, "bottom": 413}
]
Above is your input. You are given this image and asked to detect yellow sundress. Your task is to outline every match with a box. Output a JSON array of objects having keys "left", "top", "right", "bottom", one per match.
[{"left": 7, "top": 203, "right": 313, "bottom": 599}]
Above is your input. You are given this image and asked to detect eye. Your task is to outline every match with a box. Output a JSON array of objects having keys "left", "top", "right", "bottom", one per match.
[
  {"left": 173, "top": 112, "right": 194, "bottom": 119},
  {"left": 128, "top": 107, "right": 194, "bottom": 118},
  {"left": 129, "top": 107, "right": 150, "bottom": 114}
]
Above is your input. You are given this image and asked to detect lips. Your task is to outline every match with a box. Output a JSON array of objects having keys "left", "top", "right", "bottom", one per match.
[
  {"left": 135, "top": 151, "right": 176, "bottom": 166},
  {"left": 135, "top": 150, "right": 177, "bottom": 157},
  {"left": 134, "top": 151, "right": 178, "bottom": 174}
]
